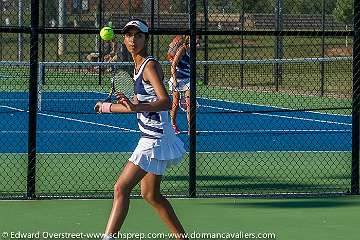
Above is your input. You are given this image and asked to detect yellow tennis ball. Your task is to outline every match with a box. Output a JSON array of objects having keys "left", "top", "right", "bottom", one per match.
[{"left": 100, "top": 26, "right": 114, "bottom": 41}]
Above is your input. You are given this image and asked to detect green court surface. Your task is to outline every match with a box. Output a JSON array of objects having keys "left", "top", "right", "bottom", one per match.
[
  {"left": 0, "top": 152, "right": 352, "bottom": 197},
  {"left": 0, "top": 197, "right": 359, "bottom": 240}
]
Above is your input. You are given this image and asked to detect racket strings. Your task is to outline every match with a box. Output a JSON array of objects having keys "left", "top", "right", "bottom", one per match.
[{"left": 113, "top": 70, "right": 134, "bottom": 98}]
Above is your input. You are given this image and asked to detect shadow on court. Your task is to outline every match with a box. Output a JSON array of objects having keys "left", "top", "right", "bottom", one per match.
[
  {"left": 164, "top": 175, "right": 269, "bottom": 181},
  {"left": 199, "top": 197, "right": 360, "bottom": 209}
]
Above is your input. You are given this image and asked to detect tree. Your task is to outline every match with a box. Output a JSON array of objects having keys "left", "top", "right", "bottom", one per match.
[
  {"left": 284, "top": 0, "right": 302, "bottom": 14},
  {"left": 333, "top": 0, "right": 353, "bottom": 25},
  {"left": 171, "top": 0, "right": 188, "bottom": 13}
]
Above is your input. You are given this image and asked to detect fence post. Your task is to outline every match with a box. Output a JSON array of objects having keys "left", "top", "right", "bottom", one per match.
[
  {"left": 27, "top": 0, "right": 40, "bottom": 200},
  {"left": 58, "top": 0, "right": 66, "bottom": 56},
  {"left": 203, "top": 0, "right": 209, "bottom": 86},
  {"left": 18, "top": 0, "right": 24, "bottom": 61},
  {"left": 274, "top": 0, "right": 283, "bottom": 90},
  {"left": 97, "top": 0, "right": 103, "bottom": 85},
  {"left": 240, "top": 1, "right": 245, "bottom": 89},
  {"left": 150, "top": 0, "right": 154, "bottom": 56},
  {"left": 189, "top": 0, "right": 197, "bottom": 198},
  {"left": 0, "top": 1, "right": 2, "bottom": 60},
  {"left": 320, "top": 0, "right": 326, "bottom": 96},
  {"left": 156, "top": 1, "right": 160, "bottom": 58},
  {"left": 41, "top": 0, "right": 46, "bottom": 85},
  {"left": 352, "top": 0, "right": 360, "bottom": 195}
]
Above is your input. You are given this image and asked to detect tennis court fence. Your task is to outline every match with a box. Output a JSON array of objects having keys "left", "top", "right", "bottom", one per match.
[
  {"left": 0, "top": 0, "right": 359, "bottom": 199},
  {"left": 0, "top": 57, "right": 352, "bottom": 114},
  {"left": 0, "top": 56, "right": 356, "bottom": 199}
]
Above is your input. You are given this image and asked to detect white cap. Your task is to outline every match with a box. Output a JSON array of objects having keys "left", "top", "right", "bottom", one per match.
[{"left": 122, "top": 20, "right": 149, "bottom": 34}]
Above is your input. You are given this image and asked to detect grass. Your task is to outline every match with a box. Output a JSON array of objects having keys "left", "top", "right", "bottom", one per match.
[
  {"left": 0, "top": 33, "right": 352, "bottom": 61},
  {"left": 196, "top": 60, "right": 351, "bottom": 90},
  {"left": 198, "top": 85, "right": 351, "bottom": 115}
]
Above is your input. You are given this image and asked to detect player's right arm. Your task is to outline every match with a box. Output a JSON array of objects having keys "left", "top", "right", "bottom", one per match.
[{"left": 94, "top": 101, "right": 131, "bottom": 113}]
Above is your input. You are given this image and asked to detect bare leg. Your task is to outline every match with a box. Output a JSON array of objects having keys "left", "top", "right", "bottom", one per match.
[
  {"left": 184, "top": 90, "right": 191, "bottom": 131},
  {"left": 170, "top": 91, "right": 180, "bottom": 126},
  {"left": 104, "top": 162, "right": 146, "bottom": 236},
  {"left": 141, "top": 174, "right": 188, "bottom": 240}
]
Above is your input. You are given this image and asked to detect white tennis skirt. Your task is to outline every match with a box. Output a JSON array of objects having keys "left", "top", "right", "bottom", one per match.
[
  {"left": 129, "top": 135, "right": 186, "bottom": 175},
  {"left": 168, "top": 77, "right": 190, "bottom": 92}
]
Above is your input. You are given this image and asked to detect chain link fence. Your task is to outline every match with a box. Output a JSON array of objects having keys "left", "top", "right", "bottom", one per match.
[{"left": 0, "top": 0, "right": 358, "bottom": 199}]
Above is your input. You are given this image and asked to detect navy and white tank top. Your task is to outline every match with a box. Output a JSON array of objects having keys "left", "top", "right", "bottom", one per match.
[
  {"left": 134, "top": 56, "right": 172, "bottom": 139},
  {"left": 175, "top": 49, "right": 190, "bottom": 79}
]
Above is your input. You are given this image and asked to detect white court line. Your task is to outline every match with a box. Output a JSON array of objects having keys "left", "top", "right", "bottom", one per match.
[
  {"left": 202, "top": 105, "right": 351, "bottom": 126},
  {"left": 199, "top": 96, "right": 351, "bottom": 117},
  {"left": 3, "top": 150, "right": 350, "bottom": 155},
  {"left": 2, "top": 91, "right": 351, "bottom": 117},
  {"left": 2, "top": 95, "right": 351, "bottom": 128},
  {"left": 0, "top": 105, "right": 139, "bottom": 133},
  {"left": 195, "top": 129, "right": 350, "bottom": 134},
  {"left": 1, "top": 130, "right": 137, "bottom": 134},
  {"left": 2, "top": 152, "right": 133, "bottom": 155},
  {"left": 1, "top": 98, "right": 99, "bottom": 101},
  {"left": 1, "top": 129, "right": 350, "bottom": 134}
]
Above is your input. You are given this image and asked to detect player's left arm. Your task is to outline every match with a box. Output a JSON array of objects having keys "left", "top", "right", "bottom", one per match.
[{"left": 139, "top": 61, "right": 170, "bottom": 111}]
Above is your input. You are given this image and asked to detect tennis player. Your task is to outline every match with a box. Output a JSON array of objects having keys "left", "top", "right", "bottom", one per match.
[
  {"left": 95, "top": 19, "right": 188, "bottom": 240},
  {"left": 168, "top": 35, "right": 191, "bottom": 134}
]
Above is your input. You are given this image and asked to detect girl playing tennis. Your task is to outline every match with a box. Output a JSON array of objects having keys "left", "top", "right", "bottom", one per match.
[
  {"left": 95, "top": 19, "right": 188, "bottom": 240},
  {"left": 168, "top": 35, "right": 193, "bottom": 135}
]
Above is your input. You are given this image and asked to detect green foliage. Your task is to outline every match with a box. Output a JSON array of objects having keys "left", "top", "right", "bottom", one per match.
[
  {"left": 209, "top": 0, "right": 338, "bottom": 14},
  {"left": 284, "top": 0, "right": 337, "bottom": 14},
  {"left": 333, "top": 0, "right": 353, "bottom": 24},
  {"left": 170, "top": 1, "right": 189, "bottom": 13},
  {"left": 298, "top": 0, "right": 322, "bottom": 14},
  {"left": 284, "top": 0, "right": 302, "bottom": 14}
]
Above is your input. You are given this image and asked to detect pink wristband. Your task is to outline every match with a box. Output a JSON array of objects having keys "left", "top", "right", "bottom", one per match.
[{"left": 101, "top": 102, "right": 112, "bottom": 113}]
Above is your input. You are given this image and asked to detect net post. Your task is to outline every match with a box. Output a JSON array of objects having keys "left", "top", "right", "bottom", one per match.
[
  {"left": 352, "top": 0, "right": 360, "bottom": 195},
  {"left": 27, "top": 0, "right": 40, "bottom": 200},
  {"left": 189, "top": 0, "right": 197, "bottom": 198}
]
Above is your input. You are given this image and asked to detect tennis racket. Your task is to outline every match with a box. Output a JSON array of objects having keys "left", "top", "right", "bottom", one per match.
[
  {"left": 95, "top": 68, "right": 134, "bottom": 112},
  {"left": 105, "top": 67, "right": 134, "bottom": 101}
]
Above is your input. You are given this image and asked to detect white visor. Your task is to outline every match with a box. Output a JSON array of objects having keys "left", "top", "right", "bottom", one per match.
[{"left": 122, "top": 20, "right": 149, "bottom": 34}]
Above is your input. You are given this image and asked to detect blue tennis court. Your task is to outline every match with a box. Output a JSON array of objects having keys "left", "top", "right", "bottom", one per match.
[{"left": 0, "top": 91, "right": 351, "bottom": 153}]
